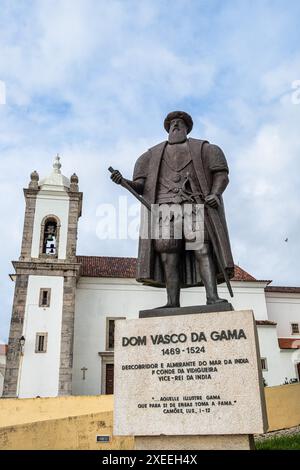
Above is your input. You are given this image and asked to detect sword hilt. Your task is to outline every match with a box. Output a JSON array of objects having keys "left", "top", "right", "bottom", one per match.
[{"left": 108, "top": 166, "right": 151, "bottom": 211}]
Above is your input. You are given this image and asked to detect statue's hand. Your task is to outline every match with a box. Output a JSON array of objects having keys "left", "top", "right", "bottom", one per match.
[
  {"left": 205, "top": 194, "right": 220, "bottom": 209},
  {"left": 110, "top": 169, "right": 123, "bottom": 185}
]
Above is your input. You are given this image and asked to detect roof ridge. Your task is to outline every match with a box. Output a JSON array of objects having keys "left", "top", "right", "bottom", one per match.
[
  {"left": 77, "top": 255, "right": 136, "bottom": 259},
  {"left": 265, "top": 286, "right": 300, "bottom": 292}
]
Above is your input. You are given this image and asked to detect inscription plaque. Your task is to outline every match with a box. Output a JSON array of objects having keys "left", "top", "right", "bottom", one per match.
[{"left": 114, "top": 310, "right": 268, "bottom": 436}]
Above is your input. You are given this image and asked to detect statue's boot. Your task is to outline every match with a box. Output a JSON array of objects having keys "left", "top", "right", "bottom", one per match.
[
  {"left": 206, "top": 297, "right": 228, "bottom": 305},
  {"left": 156, "top": 252, "right": 181, "bottom": 309},
  {"left": 196, "top": 243, "right": 228, "bottom": 306}
]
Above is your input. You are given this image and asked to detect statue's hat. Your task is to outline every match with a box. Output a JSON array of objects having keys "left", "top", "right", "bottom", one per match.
[{"left": 164, "top": 111, "right": 193, "bottom": 134}]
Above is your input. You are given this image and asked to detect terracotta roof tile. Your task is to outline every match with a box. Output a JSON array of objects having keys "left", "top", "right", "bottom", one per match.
[
  {"left": 231, "top": 265, "right": 257, "bottom": 281},
  {"left": 77, "top": 256, "right": 137, "bottom": 278},
  {"left": 77, "top": 256, "right": 260, "bottom": 282},
  {"left": 278, "top": 338, "right": 300, "bottom": 349},
  {"left": 0, "top": 344, "right": 8, "bottom": 355}
]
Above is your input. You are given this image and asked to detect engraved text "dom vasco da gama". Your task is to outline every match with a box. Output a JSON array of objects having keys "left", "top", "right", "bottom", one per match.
[{"left": 122, "top": 329, "right": 247, "bottom": 347}]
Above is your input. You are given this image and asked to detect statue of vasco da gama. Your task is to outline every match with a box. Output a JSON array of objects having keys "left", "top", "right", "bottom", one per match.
[{"left": 110, "top": 111, "right": 234, "bottom": 308}]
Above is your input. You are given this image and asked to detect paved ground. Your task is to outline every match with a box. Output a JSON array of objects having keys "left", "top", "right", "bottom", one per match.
[{"left": 255, "top": 425, "right": 300, "bottom": 441}]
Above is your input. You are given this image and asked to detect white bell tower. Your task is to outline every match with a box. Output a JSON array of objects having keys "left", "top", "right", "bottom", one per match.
[
  {"left": 29, "top": 155, "right": 71, "bottom": 260},
  {"left": 3, "top": 156, "right": 82, "bottom": 398}
]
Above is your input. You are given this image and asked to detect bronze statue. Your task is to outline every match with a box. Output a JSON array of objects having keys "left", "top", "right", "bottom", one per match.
[{"left": 110, "top": 111, "right": 234, "bottom": 308}]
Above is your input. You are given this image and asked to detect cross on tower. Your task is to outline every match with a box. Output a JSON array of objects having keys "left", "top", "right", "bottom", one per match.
[{"left": 81, "top": 366, "right": 88, "bottom": 380}]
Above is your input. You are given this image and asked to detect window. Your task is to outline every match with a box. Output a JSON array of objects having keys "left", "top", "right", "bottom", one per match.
[
  {"left": 261, "top": 358, "right": 268, "bottom": 371},
  {"left": 35, "top": 333, "right": 48, "bottom": 353},
  {"left": 108, "top": 319, "right": 115, "bottom": 349},
  {"left": 105, "top": 317, "right": 126, "bottom": 350},
  {"left": 39, "top": 215, "right": 60, "bottom": 258},
  {"left": 39, "top": 288, "right": 51, "bottom": 307},
  {"left": 43, "top": 219, "right": 57, "bottom": 255},
  {"left": 291, "top": 323, "right": 300, "bottom": 335}
]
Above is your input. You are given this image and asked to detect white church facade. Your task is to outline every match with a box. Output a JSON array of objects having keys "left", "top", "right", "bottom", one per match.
[{"left": 2, "top": 158, "right": 300, "bottom": 398}]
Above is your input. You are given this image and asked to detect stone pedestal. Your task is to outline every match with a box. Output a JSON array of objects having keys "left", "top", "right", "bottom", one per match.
[
  {"left": 139, "top": 302, "right": 234, "bottom": 318},
  {"left": 113, "top": 309, "right": 268, "bottom": 450},
  {"left": 135, "top": 435, "right": 255, "bottom": 450}
]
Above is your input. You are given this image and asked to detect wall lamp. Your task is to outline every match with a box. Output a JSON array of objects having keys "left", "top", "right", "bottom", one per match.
[{"left": 19, "top": 336, "right": 25, "bottom": 355}]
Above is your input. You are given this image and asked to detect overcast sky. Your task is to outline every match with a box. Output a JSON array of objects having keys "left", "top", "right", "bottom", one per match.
[{"left": 0, "top": 0, "right": 300, "bottom": 342}]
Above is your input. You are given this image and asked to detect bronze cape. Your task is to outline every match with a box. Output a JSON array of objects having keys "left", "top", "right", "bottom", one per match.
[{"left": 133, "top": 138, "right": 234, "bottom": 288}]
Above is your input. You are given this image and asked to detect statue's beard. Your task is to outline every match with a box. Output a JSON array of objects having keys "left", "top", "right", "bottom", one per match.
[{"left": 168, "top": 128, "right": 187, "bottom": 144}]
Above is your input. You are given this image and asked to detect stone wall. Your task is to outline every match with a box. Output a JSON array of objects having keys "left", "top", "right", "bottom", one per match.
[
  {"left": 265, "top": 382, "right": 300, "bottom": 431},
  {"left": 59, "top": 273, "right": 78, "bottom": 395},
  {"left": 19, "top": 189, "right": 38, "bottom": 261},
  {"left": 3, "top": 274, "right": 28, "bottom": 397},
  {"left": 0, "top": 395, "right": 133, "bottom": 450}
]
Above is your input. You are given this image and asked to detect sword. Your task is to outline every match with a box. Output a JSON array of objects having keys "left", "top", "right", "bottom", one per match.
[
  {"left": 201, "top": 199, "right": 234, "bottom": 298},
  {"left": 108, "top": 167, "right": 151, "bottom": 211}
]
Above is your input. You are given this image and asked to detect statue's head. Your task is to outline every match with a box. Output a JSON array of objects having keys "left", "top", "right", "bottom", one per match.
[{"left": 164, "top": 111, "right": 193, "bottom": 144}]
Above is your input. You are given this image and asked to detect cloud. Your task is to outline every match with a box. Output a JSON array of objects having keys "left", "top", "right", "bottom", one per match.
[
  {"left": 1, "top": 0, "right": 300, "bottom": 340},
  {"left": 229, "top": 94, "right": 300, "bottom": 283}
]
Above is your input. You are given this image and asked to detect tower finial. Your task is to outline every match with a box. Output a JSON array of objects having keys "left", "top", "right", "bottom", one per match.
[
  {"left": 53, "top": 154, "right": 62, "bottom": 174},
  {"left": 70, "top": 173, "right": 79, "bottom": 191},
  {"left": 29, "top": 170, "right": 39, "bottom": 189}
]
